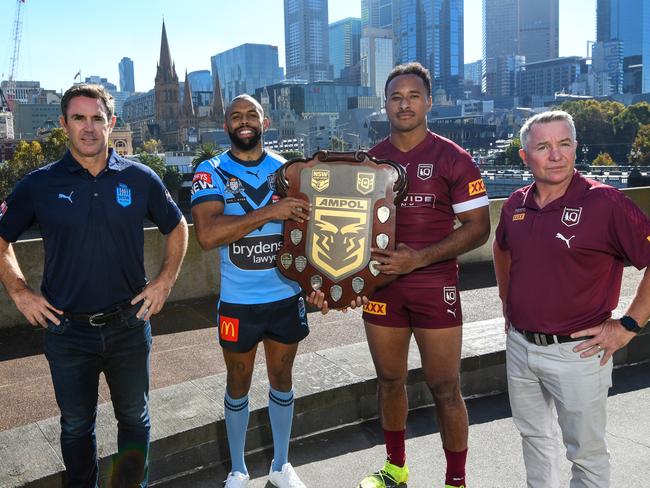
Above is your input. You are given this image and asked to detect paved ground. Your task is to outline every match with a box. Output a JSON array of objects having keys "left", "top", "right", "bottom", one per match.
[{"left": 154, "top": 362, "right": 650, "bottom": 488}]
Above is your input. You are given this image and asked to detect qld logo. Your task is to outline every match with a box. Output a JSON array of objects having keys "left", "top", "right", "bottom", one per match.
[
  {"left": 443, "top": 286, "right": 457, "bottom": 306},
  {"left": 561, "top": 207, "right": 582, "bottom": 227},
  {"left": 116, "top": 183, "right": 132, "bottom": 207}
]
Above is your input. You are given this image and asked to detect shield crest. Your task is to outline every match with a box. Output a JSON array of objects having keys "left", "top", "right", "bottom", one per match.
[
  {"left": 561, "top": 207, "right": 582, "bottom": 227},
  {"left": 116, "top": 183, "right": 132, "bottom": 207},
  {"left": 274, "top": 150, "right": 408, "bottom": 308},
  {"left": 443, "top": 286, "right": 457, "bottom": 306},
  {"left": 308, "top": 203, "right": 370, "bottom": 281}
]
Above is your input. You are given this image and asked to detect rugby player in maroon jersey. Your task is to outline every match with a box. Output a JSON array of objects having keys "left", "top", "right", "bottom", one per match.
[{"left": 357, "top": 63, "right": 490, "bottom": 488}]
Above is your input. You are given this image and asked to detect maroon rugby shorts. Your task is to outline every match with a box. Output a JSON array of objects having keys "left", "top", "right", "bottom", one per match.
[{"left": 362, "top": 280, "right": 462, "bottom": 329}]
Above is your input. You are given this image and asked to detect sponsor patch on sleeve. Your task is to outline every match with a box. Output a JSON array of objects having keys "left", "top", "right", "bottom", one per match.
[
  {"left": 192, "top": 172, "right": 214, "bottom": 194},
  {"left": 363, "top": 301, "right": 387, "bottom": 315},
  {"left": 468, "top": 178, "right": 486, "bottom": 196},
  {"left": 0, "top": 201, "right": 7, "bottom": 221},
  {"left": 219, "top": 315, "right": 239, "bottom": 342}
]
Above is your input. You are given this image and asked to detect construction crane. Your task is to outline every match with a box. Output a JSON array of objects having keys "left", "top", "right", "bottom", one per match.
[{"left": 1, "top": 0, "right": 26, "bottom": 112}]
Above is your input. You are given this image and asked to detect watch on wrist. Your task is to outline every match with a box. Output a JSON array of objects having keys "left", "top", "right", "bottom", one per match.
[{"left": 620, "top": 315, "right": 642, "bottom": 334}]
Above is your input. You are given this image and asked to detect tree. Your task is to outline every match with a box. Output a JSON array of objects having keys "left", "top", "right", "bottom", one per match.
[
  {"left": 0, "top": 141, "right": 46, "bottom": 200},
  {"left": 191, "top": 143, "right": 222, "bottom": 169},
  {"left": 630, "top": 124, "right": 650, "bottom": 166},
  {"left": 504, "top": 137, "right": 523, "bottom": 166},
  {"left": 613, "top": 102, "right": 650, "bottom": 163},
  {"left": 42, "top": 128, "right": 69, "bottom": 163},
  {"left": 137, "top": 153, "right": 166, "bottom": 178},
  {"left": 163, "top": 166, "right": 183, "bottom": 194},
  {"left": 138, "top": 139, "right": 164, "bottom": 154},
  {"left": 592, "top": 152, "right": 615, "bottom": 166},
  {"left": 330, "top": 136, "right": 348, "bottom": 151},
  {"left": 279, "top": 150, "right": 304, "bottom": 160},
  {"left": 559, "top": 99, "right": 625, "bottom": 163}
]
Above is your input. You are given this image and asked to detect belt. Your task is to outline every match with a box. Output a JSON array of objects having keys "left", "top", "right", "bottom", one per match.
[
  {"left": 65, "top": 301, "right": 139, "bottom": 327},
  {"left": 513, "top": 326, "right": 592, "bottom": 347}
]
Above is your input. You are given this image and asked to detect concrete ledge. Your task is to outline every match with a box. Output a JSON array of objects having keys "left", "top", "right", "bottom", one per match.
[
  {"left": 3, "top": 186, "right": 649, "bottom": 329},
  {"left": 2, "top": 317, "right": 649, "bottom": 488}
]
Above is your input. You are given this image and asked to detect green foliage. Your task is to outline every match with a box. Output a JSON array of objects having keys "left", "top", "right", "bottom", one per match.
[
  {"left": 191, "top": 143, "right": 223, "bottom": 169},
  {"left": 556, "top": 100, "right": 650, "bottom": 164},
  {"left": 162, "top": 165, "right": 183, "bottom": 193},
  {"left": 330, "top": 136, "right": 348, "bottom": 151},
  {"left": 0, "top": 140, "right": 46, "bottom": 200},
  {"left": 630, "top": 124, "right": 650, "bottom": 166},
  {"left": 137, "top": 152, "right": 166, "bottom": 178},
  {"left": 592, "top": 152, "right": 615, "bottom": 166},
  {"left": 279, "top": 150, "right": 304, "bottom": 160},
  {"left": 138, "top": 139, "right": 164, "bottom": 154},
  {"left": 42, "top": 128, "right": 69, "bottom": 163},
  {"left": 504, "top": 137, "right": 523, "bottom": 166}
]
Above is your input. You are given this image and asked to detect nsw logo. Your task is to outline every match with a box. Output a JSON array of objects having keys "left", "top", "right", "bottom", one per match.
[
  {"left": 0, "top": 201, "right": 7, "bottom": 221},
  {"left": 116, "top": 183, "right": 132, "bottom": 207},
  {"left": 561, "top": 207, "right": 582, "bottom": 227}
]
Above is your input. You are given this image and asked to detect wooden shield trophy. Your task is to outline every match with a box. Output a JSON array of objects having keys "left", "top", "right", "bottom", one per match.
[{"left": 275, "top": 150, "right": 408, "bottom": 308}]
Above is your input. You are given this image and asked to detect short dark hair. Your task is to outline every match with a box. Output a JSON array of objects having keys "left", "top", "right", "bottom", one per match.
[
  {"left": 60, "top": 84, "right": 115, "bottom": 121},
  {"left": 225, "top": 94, "right": 264, "bottom": 119},
  {"left": 384, "top": 62, "right": 432, "bottom": 98}
]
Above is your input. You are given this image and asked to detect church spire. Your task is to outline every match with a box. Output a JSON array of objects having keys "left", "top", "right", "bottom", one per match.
[
  {"left": 156, "top": 20, "right": 178, "bottom": 84},
  {"left": 182, "top": 70, "right": 195, "bottom": 118},
  {"left": 212, "top": 68, "right": 225, "bottom": 125}
]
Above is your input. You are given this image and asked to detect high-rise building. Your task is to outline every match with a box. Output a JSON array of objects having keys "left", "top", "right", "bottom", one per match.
[
  {"left": 119, "top": 57, "right": 135, "bottom": 93},
  {"left": 329, "top": 17, "right": 362, "bottom": 80},
  {"left": 482, "top": 0, "right": 559, "bottom": 96},
  {"left": 187, "top": 70, "right": 212, "bottom": 92},
  {"left": 361, "top": 28, "right": 394, "bottom": 101},
  {"left": 518, "top": 0, "right": 558, "bottom": 63},
  {"left": 597, "top": 0, "right": 649, "bottom": 93},
  {"left": 212, "top": 44, "right": 284, "bottom": 102},
  {"left": 393, "top": 0, "right": 464, "bottom": 100},
  {"left": 362, "top": 0, "right": 393, "bottom": 29},
  {"left": 284, "top": 0, "right": 333, "bottom": 81}
]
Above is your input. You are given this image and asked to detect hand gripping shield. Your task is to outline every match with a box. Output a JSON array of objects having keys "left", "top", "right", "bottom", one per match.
[{"left": 275, "top": 150, "right": 408, "bottom": 308}]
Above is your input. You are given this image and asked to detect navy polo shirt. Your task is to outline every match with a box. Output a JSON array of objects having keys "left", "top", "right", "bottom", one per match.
[{"left": 0, "top": 149, "right": 182, "bottom": 313}]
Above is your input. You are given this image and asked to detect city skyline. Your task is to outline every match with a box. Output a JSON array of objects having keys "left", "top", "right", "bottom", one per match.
[{"left": 1, "top": 0, "right": 595, "bottom": 94}]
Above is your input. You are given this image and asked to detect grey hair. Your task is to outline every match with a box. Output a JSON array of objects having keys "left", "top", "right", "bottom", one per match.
[{"left": 520, "top": 110, "right": 576, "bottom": 151}]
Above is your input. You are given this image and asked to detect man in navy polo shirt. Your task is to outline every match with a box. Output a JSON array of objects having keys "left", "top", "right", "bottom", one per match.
[
  {"left": 0, "top": 84, "right": 188, "bottom": 487},
  {"left": 493, "top": 110, "right": 650, "bottom": 487}
]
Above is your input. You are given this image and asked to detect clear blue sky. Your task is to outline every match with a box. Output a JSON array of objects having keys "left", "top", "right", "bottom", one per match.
[{"left": 1, "top": 0, "right": 596, "bottom": 94}]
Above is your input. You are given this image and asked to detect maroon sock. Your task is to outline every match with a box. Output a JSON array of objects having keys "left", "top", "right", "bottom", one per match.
[
  {"left": 383, "top": 429, "right": 406, "bottom": 467},
  {"left": 444, "top": 447, "right": 467, "bottom": 486}
]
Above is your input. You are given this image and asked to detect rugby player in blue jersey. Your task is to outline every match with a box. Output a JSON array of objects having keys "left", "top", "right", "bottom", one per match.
[{"left": 191, "top": 94, "right": 327, "bottom": 488}]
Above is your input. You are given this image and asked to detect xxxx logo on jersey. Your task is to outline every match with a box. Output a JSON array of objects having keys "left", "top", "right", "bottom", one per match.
[
  {"left": 308, "top": 195, "right": 371, "bottom": 281},
  {"left": 468, "top": 178, "right": 486, "bottom": 196},
  {"left": 363, "top": 301, "right": 387, "bottom": 315}
]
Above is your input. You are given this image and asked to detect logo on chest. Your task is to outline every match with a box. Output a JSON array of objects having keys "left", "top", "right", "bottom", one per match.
[
  {"left": 417, "top": 163, "right": 434, "bottom": 180},
  {"left": 116, "top": 183, "right": 132, "bottom": 207},
  {"left": 561, "top": 207, "right": 582, "bottom": 227},
  {"left": 227, "top": 177, "right": 243, "bottom": 194}
]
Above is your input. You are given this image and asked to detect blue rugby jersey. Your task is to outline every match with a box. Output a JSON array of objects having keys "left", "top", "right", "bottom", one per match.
[{"left": 191, "top": 150, "right": 300, "bottom": 304}]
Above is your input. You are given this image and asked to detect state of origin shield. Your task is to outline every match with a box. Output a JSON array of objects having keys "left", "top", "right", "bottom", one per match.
[{"left": 275, "top": 150, "right": 407, "bottom": 308}]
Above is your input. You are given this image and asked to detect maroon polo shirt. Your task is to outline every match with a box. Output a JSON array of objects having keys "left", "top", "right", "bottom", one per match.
[
  {"left": 495, "top": 171, "right": 650, "bottom": 335},
  {"left": 370, "top": 131, "right": 489, "bottom": 286}
]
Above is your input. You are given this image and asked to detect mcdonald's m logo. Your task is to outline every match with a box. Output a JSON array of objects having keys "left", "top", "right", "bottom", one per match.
[{"left": 220, "top": 315, "right": 239, "bottom": 342}]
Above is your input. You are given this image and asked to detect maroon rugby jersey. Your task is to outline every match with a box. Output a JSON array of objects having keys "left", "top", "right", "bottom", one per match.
[
  {"left": 496, "top": 171, "right": 650, "bottom": 335},
  {"left": 369, "top": 131, "right": 488, "bottom": 285}
]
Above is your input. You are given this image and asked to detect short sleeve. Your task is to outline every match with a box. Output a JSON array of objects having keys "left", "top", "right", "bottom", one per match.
[
  {"left": 495, "top": 204, "right": 511, "bottom": 251},
  {"left": 449, "top": 153, "right": 489, "bottom": 214},
  {"left": 0, "top": 177, "right": 36, "bottom": 242},
  {"left": 146, "top": 170, "right": 183, "bottom": 235},
  {"left": 608, "top": 191, "right": 650, "bottom": 270},
  {"left": 191, "top": 159, "right": 224, "bottom": 207}
]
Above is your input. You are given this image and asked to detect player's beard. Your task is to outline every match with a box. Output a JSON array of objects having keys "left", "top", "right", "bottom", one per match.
[{"left": 228, "top": 127, "right": 262, "bottom": 151}]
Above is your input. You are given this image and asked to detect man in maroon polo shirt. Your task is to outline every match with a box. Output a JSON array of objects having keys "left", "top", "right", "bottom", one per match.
[
  {"left": 493, "top": 110, "right": 650, "bottom": 487},
  {"left": 357, "top": 62, "right": 490, "bottom": 488}
]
